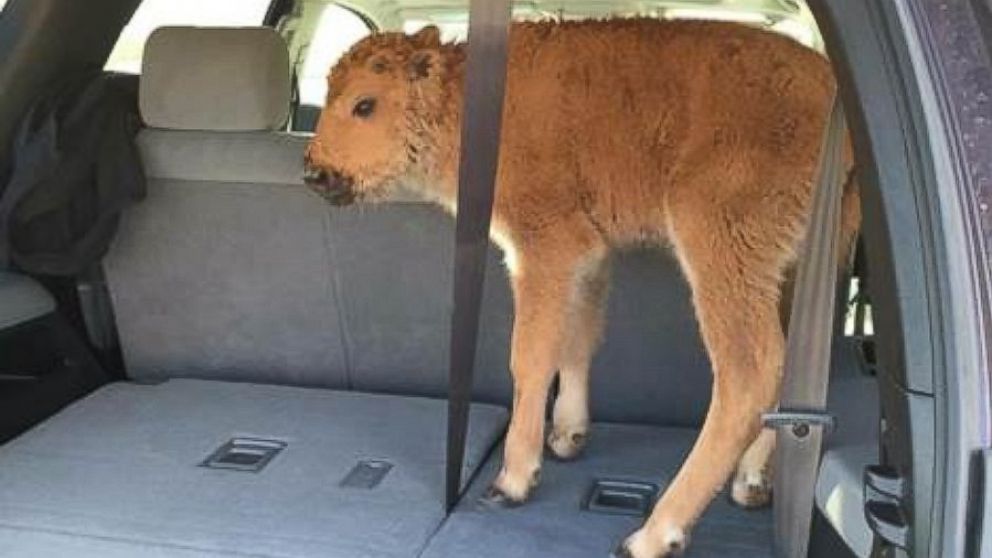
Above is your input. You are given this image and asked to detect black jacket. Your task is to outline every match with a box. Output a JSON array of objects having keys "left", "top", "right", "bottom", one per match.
[{"left": 0, "top": 69, "right": 145, "bottom": 276}]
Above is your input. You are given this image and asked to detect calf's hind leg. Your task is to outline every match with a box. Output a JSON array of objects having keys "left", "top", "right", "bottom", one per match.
[
  {"left": 732, "top": 427, "right": 776, "bottom": 508},
  {"left": 487, "top": 245, "right": 602, "bottom": 504},
  {"left": 617, "top": 206, "right": 787, "bottom": 557},
  {"left": 547, "top": 258, "right": 610, "bottom": 460}
]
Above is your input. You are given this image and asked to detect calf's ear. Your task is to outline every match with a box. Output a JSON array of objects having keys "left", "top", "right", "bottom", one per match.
[
  {"left": 412, "top": 25, "right": 441, "bottom": 47},
  {"left": 406, "top": 50, "right": 437, "bottom": 81}
]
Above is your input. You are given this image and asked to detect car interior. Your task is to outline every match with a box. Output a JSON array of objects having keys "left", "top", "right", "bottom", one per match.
[{"left": 0, "top": 0, "right": 983, "bottom": 556}]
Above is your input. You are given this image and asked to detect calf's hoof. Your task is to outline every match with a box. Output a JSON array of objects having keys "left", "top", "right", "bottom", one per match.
[
  {"left": 547, "top": 427, "right": 589, "bottom": 461},
  {"left": 613, "top": 527, "right": 689, "bottom": 558},
  {"left": 481, "top": 484, "right": 525, "bottom": 508},
  {"left": 730, "top": 468, "right": 773, "bottom": 509},
  {"left": 610, "top": 543, "right": 636, "bottom": 558},
  {"left": 480, "top": 467, "right": 541, "bottom": 508}
]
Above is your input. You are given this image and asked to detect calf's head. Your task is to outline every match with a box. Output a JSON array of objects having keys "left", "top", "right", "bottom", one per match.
[{"left": 304, "top": 26, "right": 447, "bottom": 205}]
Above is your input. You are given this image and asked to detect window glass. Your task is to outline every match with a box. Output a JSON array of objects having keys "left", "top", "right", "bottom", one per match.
[
  {"left": 401, "top": 5, "right": 821, "bottom": 52},
  {"left": 401, "top": 6, "right": 546, "bottom": 44},
  {"left": 403, "top": 19, "right": 467, "bottom": 43},
  {"left": 105, "top": 0, "right": 272, "bottom": 74},
  {"left": 297, "top": 4, "right": 371, "bottom": 106}
]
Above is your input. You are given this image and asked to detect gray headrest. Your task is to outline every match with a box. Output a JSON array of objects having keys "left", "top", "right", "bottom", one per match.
[{"left": 140, "top": 27, "right": 291, "bottom": 131}]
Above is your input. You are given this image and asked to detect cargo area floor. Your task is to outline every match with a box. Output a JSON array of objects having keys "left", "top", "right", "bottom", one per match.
[
  {"left": 421, "top": 423, "right": 773, "bottom": 558},
  {"left": 0, "top": 379, "right": 507, "bottom": 558},
  {"left": 0, "top": 374, "right": 879, "bottom": 557}
]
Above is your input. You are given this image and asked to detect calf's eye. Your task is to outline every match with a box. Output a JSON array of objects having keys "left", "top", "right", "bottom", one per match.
[{"left": 352, "top": 98, "right": 377, "bottom": 118}]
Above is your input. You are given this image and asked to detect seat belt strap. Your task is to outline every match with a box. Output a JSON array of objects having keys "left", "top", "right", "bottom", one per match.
[
  {"left": 765, "top": 94, "right": 848, "bottom": 557},
  {"left": 445, "top": 0, "right": 513, "bottom": 512}
]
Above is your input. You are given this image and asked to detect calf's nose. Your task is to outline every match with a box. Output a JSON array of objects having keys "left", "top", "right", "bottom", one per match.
[
  {"left": 303, "top": 165, "right": 327, "bottom": 188},
  {"left": 303, "top": 165, "right": 356, "bottom": 206}
]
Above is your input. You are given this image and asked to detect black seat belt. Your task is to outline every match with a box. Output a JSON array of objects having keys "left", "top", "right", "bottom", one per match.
[
  {"left": 445, "top": 0, "right": 513, "bottom": 512},
  {"left": 763, "top": 94, "right": 848, "bottom": 557}
]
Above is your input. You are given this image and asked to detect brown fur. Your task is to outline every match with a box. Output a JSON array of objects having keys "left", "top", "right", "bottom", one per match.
[{"left": 306, "top": 18, "right": 860, "bottom": 557}]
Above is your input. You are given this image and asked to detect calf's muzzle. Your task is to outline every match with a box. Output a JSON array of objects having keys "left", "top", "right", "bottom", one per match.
[{"left": 303, "top": 164, "right": 357, "bottom": 206}]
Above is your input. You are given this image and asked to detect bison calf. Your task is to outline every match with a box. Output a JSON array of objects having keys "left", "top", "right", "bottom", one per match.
[{"left": 305, "top": 18, "right": 859, "bottom": 558}]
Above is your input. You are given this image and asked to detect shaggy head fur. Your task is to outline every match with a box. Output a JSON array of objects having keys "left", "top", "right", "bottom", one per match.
[{"left": 304, "top": 26, "right": 462, "bottom": 204}]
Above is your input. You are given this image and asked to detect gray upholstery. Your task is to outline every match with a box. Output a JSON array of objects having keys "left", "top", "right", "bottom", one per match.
[
  {"left": 0, "top": 531, "right": 216, "bottom": 558},
  {"left": 591, "top": 249, "right": 711, "bottom": 426},
  {"left": 326, "top": 203, "right": 715, "bottom": 426},
  {"left": 824, "top": 343, "right": 879, "bottom": 450},
  {"left": 109, "top": 130, "right": 716, "bottom": 423},
  {"left": 324, "top": 203, "right": 515, "bottom": 404},
  {"left": 0, "top": 272, "right": 54, "bottom": 330},
  {"left": 141, "top": 27, "right": 291, "bottom": 131},
  {"left": 0, "top": 379, "right": 507, "bottom": 558},
  {"left": 107, "top": 30, "right": 347, "bottom": 386},
  {"left": 137, "top": 129, "right": 309, "bottom": 185},
  {"left": 422, "top": 423, "right": 773, "bottom": 558},
  {"left": 424, "top": 349, "right": 876, "bottom": 558},
  {"left": 112, "top": 21, "right": 717, "bottom": 420},
  {"left": 103, "top": 147, "right": 351, "bottom": 386},
  {"left": 815, "top": 345, "right": 880, "bottom": 558},
  {"left": 816, "top": 444, "right": 876, "bottom": 557}
]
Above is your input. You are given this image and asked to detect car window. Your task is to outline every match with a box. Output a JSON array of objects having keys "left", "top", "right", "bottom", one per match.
[
  {"left": 401, "top": 5, "right": 821, "bottom": 51},
  {"left": 400, "top": 5, "right": 546, "bottom": 44},
  {"left": 105, "top": 0, "right": 273, "bottom": 74},
  {"left": 296, "top": 4, "right": 372, "bottom": 106},
  {"left": 403, "top": 19, "right": 468, "bottom": 43}
]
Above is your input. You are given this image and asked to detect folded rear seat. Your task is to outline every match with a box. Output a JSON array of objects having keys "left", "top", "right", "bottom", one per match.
[
  {"left": 0, "top": 380, "right": 504, "bottom": 558},
  {"left": 0, "top": 27, "right": 506, "bottom": 558}
]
